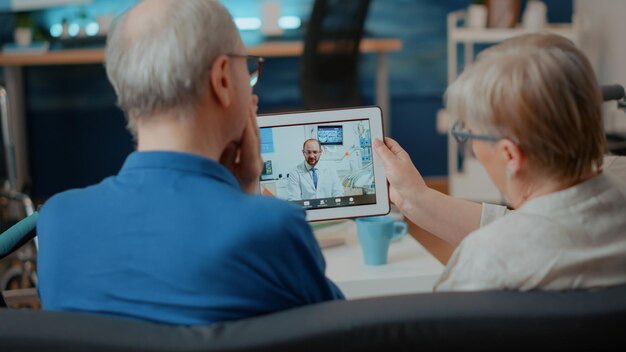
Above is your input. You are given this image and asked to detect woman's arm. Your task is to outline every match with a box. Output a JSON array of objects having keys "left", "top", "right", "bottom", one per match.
[{"left": 373, "top": 138, "right": 482, "bottom": 246}]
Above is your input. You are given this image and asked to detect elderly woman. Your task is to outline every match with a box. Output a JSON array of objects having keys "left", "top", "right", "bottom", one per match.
[{"left": 374, "top": 33, "right": 626, "bottom": 291}]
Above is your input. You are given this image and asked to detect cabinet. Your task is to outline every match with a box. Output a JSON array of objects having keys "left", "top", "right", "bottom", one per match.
[{"left": 439, "top": 10, "right": 576, "bottom": 202}]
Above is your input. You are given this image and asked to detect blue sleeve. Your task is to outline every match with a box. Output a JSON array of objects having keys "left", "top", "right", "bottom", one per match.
[{"left": 281, "top": 210, "right": 345, "bottom": 302}]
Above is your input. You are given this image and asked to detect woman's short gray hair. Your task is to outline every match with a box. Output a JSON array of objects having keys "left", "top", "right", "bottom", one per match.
[
  {"left": 105, "top": 0, "right": 241, "bottom": 134},
  {"left": 445, "top": 33, "right": 606, "bottom": 183}
]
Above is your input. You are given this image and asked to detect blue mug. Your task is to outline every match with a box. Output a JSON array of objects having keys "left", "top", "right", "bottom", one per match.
[{"left": 355, "top": 216, "right": 408, "bottom": 265}]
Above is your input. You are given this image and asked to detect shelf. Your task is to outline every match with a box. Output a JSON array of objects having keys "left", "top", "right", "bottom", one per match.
[
  {"left": 0, "top": 48, "right": 104, "bottom": 66},
  {"left": 0, "top": 38, "right": 402, "bottom": 66}
]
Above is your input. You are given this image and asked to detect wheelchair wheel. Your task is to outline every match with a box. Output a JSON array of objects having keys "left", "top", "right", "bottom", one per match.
[{"left": 0, "top": 266, "right": 37, "bottom": 291}]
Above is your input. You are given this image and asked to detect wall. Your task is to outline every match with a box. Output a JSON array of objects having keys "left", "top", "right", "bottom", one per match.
[
  {"left": 261, "top": 125, "right": 309, "bottom": 180},
  {"left": 575, "top": 0, "right": 626, "bottom": 133}
]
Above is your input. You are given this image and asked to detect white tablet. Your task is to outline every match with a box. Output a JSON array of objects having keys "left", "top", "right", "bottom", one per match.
[{"left": 257, "top": 106, "right": 389, "bottom": 222}]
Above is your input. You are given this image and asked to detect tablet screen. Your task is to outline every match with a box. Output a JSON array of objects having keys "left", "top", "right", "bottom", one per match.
[{"left": 259, "top": 119, "right": 376, "bottom": 210}]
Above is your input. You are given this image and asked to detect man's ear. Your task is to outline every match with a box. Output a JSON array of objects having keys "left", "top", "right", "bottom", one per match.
[
  {"left": 209, "top": 55, "right": 232, "bottom": 108},
  {"left": 498, "top": 139, "right": 524, "bottom": 176}
]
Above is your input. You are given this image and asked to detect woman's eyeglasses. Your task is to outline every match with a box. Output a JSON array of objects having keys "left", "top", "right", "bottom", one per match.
[
  {"left": 450, "top": 120, "right": 500, "bottom": 144},
  {"left": 227, "top": 54, "right": 265, "bottom": 87}
]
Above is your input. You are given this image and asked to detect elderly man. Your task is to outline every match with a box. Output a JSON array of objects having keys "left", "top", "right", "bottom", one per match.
[
  {"left": 287, "top": 139, "right": 345, "bottom": 201},
  {"left": 36, "top": 0, "right": 343, "bottom": 325}
]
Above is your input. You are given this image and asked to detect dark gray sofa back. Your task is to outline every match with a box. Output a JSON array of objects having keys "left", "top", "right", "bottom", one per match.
[{"left": 2, "top": 285, "right": 625, "bottom": 351}]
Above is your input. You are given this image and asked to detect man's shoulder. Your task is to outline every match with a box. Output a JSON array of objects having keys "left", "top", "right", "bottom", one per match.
[
  {"left": 41, "top": 179, "right": 112, "bottom": 211},
  {"left": 243, "top": 195, "right": 306, "bottom": 223},
  {"left": 291, "top": 162, "right": 307, "bottom": 173},
  {"left": 317, "top": 162, "right": 336, "bottom": 173},
  {"left": 231, "top": 195, "right": 313, "bottom": 244},
  {"left": 38, "top": 179, "right": 115, "bottom": 231}
]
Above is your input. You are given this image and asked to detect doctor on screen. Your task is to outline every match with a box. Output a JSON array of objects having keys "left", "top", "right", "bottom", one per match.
[{"left": 287, "top": 139, "right": 345, "bottom": 201}]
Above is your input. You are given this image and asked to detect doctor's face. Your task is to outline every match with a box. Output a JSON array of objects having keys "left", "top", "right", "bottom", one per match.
[{"left": 303, "top": 141, "right": 322, "bottom": 167}]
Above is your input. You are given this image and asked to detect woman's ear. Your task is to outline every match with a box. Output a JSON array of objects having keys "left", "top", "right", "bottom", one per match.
[
  {"left": 209, "top": 55, "right": 232, "bottom": 108},
  {"left": 498, "top": 139, "right": 524, "bottom": 177}
]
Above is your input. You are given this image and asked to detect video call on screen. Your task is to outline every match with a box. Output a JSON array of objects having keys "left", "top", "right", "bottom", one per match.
[{"left": 259, "top": 119, "right": 376, "bottom": 210}]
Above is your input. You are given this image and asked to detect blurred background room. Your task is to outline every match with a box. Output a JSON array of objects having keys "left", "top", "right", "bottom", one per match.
[
  {"left": 1, "top": 0, "right": 626, "bottom": 298},
  {"left": 0, "top": 0, "right": 580, "bottom": 201}
]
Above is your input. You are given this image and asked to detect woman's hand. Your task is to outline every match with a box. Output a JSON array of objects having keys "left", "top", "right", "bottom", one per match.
[
  {"left": 220, "top": 95, "right": 263, "bottom": 194},
  {"left": 373, "top": 137, "right": 428, "bottom": 212},
  {"left": 374, "top": 137, "right": 483, "bottom": 246}
]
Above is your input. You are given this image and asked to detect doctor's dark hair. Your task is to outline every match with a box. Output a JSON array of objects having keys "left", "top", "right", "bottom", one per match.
[
  {"left": 445, "top": 33, "right": 606, "bottom": 183},
  {"left": 104, "top": 0, "right": 240, "bottom": 136}
]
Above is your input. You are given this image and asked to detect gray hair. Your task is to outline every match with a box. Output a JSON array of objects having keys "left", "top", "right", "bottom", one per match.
[
  {"left": 105, "top": 0, "right": 241, "bottom": 135},
  {"left": 445, "top": 33, "right": 606, "bottom": 183}
]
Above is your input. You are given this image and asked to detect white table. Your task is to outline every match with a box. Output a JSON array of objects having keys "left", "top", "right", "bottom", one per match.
[{"left": 317, "top": 220, "right": 445, "bottom": 299}]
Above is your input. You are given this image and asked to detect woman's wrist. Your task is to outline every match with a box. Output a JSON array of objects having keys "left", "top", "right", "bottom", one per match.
[{"left": 396, "top": 182, "right": 431, "bottom": 218}]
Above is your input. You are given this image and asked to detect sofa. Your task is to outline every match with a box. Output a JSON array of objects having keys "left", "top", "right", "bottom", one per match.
[{"left": 1, "top": 284, "right": 625, "bottom": 351}]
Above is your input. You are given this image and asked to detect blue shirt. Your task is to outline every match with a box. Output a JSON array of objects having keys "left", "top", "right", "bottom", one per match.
[{"left": 37, "top": 151, "right": 344, "bottom": 325}]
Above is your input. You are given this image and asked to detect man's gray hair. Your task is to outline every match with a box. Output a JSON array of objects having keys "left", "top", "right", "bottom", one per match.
[{"left": 105, "top": 0, "right": 241, "bottom": 134}]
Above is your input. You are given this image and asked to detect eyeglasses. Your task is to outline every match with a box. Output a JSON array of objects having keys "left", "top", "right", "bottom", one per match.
[
  {"left": 227, "top": 54, "right": 265, "bottom": 87},
  {"left": 451, "top": 120, "right": 500, "bottom": 144}
]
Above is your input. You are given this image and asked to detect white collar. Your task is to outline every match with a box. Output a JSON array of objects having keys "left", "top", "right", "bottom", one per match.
[{"left": 304, "top": 162, "right": 319, "bottom": 172}]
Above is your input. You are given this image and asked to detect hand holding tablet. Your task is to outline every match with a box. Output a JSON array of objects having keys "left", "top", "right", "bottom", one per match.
[{"left": 257, "top": 107, "right": 389, "bottom": 221}]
